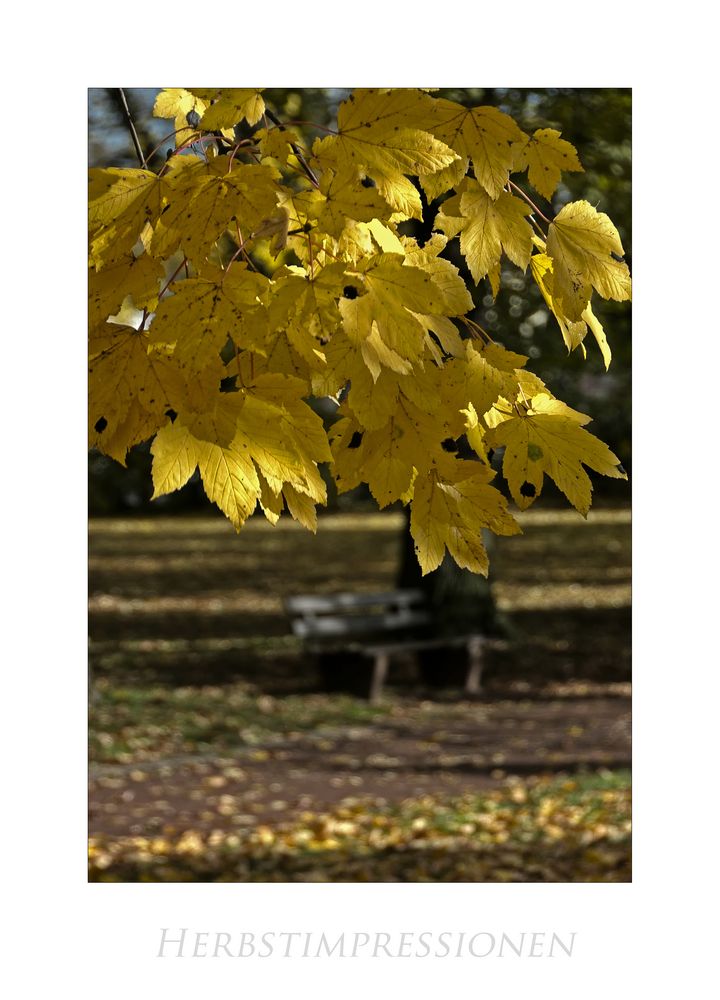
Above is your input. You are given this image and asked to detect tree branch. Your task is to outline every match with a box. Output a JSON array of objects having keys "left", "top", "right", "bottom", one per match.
[
  {"left": 264, "top": 107, "right": 320, "bottom": 188},
  {"left": 117, "top": 88, "right": 147, "bottom": 168},
  {"left": 508, "top": 179, "right": 552, "bottom": 226}
]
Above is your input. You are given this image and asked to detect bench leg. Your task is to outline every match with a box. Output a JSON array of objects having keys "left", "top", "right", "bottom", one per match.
[
  {"left": 369, "top": 652, "right": 390, "bottom": 703},
  {"left": 464, "top": 637, "right": 484, "bottom": 695}
]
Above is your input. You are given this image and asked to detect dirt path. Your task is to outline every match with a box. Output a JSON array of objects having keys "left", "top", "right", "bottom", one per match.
[{"left": 89, "top": 689, "right": 630, "bottom": 837}]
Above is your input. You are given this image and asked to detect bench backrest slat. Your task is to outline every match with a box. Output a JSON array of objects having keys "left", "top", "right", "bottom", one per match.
[
  {"left": 285, "top": 589, "right": 425, "bottom": 616},
  {"left": 292, "top": 608, "right": 431, "bottom": 639}
]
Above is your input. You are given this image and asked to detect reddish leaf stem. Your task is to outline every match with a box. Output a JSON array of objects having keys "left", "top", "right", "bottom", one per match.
[
  {"left": 508, "top": 179, "right": 552, "bottom": 226},
  {"left": 158, "top": 257, "right": 189, "bottom": 299}
]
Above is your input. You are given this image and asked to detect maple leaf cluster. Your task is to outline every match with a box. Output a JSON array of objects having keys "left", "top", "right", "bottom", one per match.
[{"left": 89, "top": 88, "right": 630, "bottom": 574}]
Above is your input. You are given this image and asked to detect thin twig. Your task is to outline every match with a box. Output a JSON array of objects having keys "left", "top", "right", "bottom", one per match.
[
  {"left": 461, "top": 315, "right": 494, "bottom": 344},
  {"left": 508, "top": 179, "right": 552, "bottom": 225},
  {"left": 529, "top": 215, "right": 547, "bottom": 241},
  {"left": 264, "top": 107, "right": 320, "bottom": 188},
  {"left": 158, "top": 257, "right": 188, "bottom": 298},
  {"left": 281, "top": 119, "right": 337, "bottom": 135},
  {"left": 306, "top": 229, "right": 314, "bottom": 277},
  {"left": 118, "top": 88, "right": 147, "bottom": 168}
]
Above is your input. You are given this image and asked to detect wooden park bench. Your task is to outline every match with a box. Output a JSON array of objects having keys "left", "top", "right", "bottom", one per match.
[{"left": 284, "top": 589, "right": 485, "bottom": 703}]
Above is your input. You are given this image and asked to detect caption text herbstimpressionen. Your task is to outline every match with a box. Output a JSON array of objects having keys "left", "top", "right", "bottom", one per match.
[{"left": 157, "top": 929, "right": 576, "bottom": 959}]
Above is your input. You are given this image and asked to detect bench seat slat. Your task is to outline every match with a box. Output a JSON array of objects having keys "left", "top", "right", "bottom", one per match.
[{"left": 359, "top": 635, "right": 483, "bottom": 655}]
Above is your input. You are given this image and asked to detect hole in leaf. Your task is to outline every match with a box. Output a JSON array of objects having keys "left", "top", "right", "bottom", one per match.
[
  {"left": 94, "top": 416, "right": 107, "bottom": 434},
  {"left": 361, "top": 176, "right": 376, "bottom": 188},
  {"left": 343, "top": 285, "right": 359, "bottom": 299},
  {"left": 165, "top": 409, "right": 178, "bottom": 423},
  {"left": 348, "top": 431, "right": 363, "bottom": 449},
  {"left": 520, "top": 481, "right": 537, "bottom": 498},
  {"left": 220, "top": 375, "right": 239, "bottom": 393}
]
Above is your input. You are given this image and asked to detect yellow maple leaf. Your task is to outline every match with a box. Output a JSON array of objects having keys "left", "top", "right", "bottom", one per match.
[
  {"left": 443, "top": 181, "right": 534, "bottom": 284},
  {"left": 151, "top": 158, "right": 281, "bottom": 265},
  {"left": 410, "top": 466, "right": 520, "bottom": 576},
  {"left": 89, "top": 254, "right": 164, "bottom": 325},
  {"left": 257, "top": 471, "right": 284, "bottom": 525},
  {"left": 305, "top": 167, "right": 393, "bottom": 238},
  {"left": 89, "top": 167, "right": 174, "bottom": 267},
  {"left": 268, "top": 263, "right": 348, "bottom": 363},
  {"left": 153, "top": 89, "right": 208, "bottom": 145},
  {"left": 360, "top": 417, "right": 418, "bottom": 508},
  {"left": 430, "top": 100, "right": 529, "bottom": 199},
  {"left": 357, "top": 394, "right": 445, "bottom": 504},
  {"left": 257, "top": 329, "right": 313, "bottom": 384},
  {"left": 155, "top": 381, "right": 327, "bottom": 531},
  {"left": 334, "top": 220, "right": 377, "bottom": 265},
  {"left": 372, "top": 173, "right": 423, "bottom": 221},
  {"left": 151, "top": 406, "right": 260, "bottom": 531},
  {"left": 486, "top": 393, "right": 627, "bottom": 515},
  {"left": 89, "top": 325, "right": 185, "bottom": 445},
  {"left": 482, "top": 341, "right": 531, "bottom": 372},
  {"left": 440, "top": 342, "right": 522, "bottom": 434},
  {"left": 366, "top": 254, "right": 467, "bottom": 315},
  {"left": 366, "top": 219, "right": 405, "bottom": 254},
  {"left": 313, "top": 130, "right": 458, "bottom": 183},
  {"left": 330, "top": 402, "right": 435, "bottom": 506},
  {"left": 583, "top": 307, "right": 612, "bottom": 371},
  {"left": 364, "top": 325, "right": 414, "bottom": 379},
  {"left": 312, "top": 90, "right": 458, "bottom": 181},
  {"left": 418, "top": 156, "right": 468, "bottom": 203},
  {"left": 337, "top": 88, "right": 438, "bottom": 134},
  {"left": 89, "top": 168, "right": 156, "bottom": 233},
  {"left": 546, "top": 200, "right": 631, "bottom": 320},
  {"left": 257, "top": 126, "right": 300, "bottom": 165},
  {"left": 282, "top": 484, "right": 318, "bottom": 532},
  {"left": 345, "top": 358, "right": 401, "bottom": 430},
  {"left": 350, "top": 252, "right": 468, "bottom": 367},
  {"left": 415, "top": 313, "right": 465, "bottom": 359},
  {"left": 91, "top": 397, "right": 163, "bottom": 465},
  {"left": 339, "top": 294, "right": 411, "bottom": 381},
  {"left": 328, "top": 414, "right": 367, "bottom": 494},
  {"left": 460, "top": 402, "right": 491, "bottom": 464},
  {"left": 402, "top": 235, "right": 474, "bottom": 316},
  {"left": 514, "top": 128, "right": 583, "bottom": 201},
  {"left": 181, "top": 391, "right": 247, "bottom": 449},
  {"left": 150, "top": 422, "right": 198, "bottom": 496},
  {"left": 149, "top": 269, "right": 270, "bottom": 376},
  {"left": 196, "top": 88, "right": 266, "bottom": 130},
  {"left": 530, "top": 252, "right": 612, "bottom": 368},
  {"left": 195, "top": 437, "right": 261, "bottom": 529},
  {"left": 234, "top": 375, "right": 330, "bottom": 502}
]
